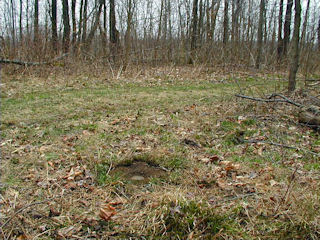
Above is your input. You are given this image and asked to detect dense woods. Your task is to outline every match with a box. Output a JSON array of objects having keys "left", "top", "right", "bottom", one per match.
[{"left": 0, "top": 1, "right": 319, "bottom": 72}]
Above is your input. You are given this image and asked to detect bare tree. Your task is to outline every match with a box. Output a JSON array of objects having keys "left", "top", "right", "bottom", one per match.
[
  {"left": 19, "top": 0, "right": 23, "bottom": 42},
  {"left": 62, "top": 0, "right": 71, "bottom": 52},
  {"left": 110, "top": 0, "right": 119, "bottom": 59},
  {"left": 71, "top": 0, "right": 77, "bottom": 45},
  {"left": 86, "top": 1, "right": 103, "bottom": 48},
  {"left": 288, "top": 0, "right": 301, "bottom": 92},
  {"left": 223, "top": 0, "right": 229, "bottom": 46},
  {"left": 277, "top": 0, "right": 284, "bottom": 60},
  {"left": 82, "top": 0, "right": 88, "bottom": 43},
  {"left": 300, "top": 0, "right": 310, "bottom": 47},
  {"left": 255, "top": 0, "right": 265, "bottom": 69},
  {"left": 34, "top": 0, "right": 39, "bottom": 43},
  {"left": 51, "top": 0, "right": 58, "bottom": 51},
  {"left": 191, "top": 0, "right": 199, "bottom": 51},
  {"left": 282, "top": 0, "right": 293, "bottom": 58},
  {"left": 318, "top": 12, "right": 320, "bottom": 51}
]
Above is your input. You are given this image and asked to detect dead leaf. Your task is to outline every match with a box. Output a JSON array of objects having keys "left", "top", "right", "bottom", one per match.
[{"left": 99, "top": 204, "right": 117, "bottom": 221}]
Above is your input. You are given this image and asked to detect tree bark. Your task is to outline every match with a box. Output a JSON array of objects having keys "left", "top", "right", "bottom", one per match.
[
  {"left": 190, "top": 0, "right": 199, "bottom": 51},
  {"left": 82, "top": 0, "right": 88, "bottom": 43},
  {"left": 34, "top": 0, "right": 39, "bottom": 43},
  {"left": 300, "top": 0, "right": 310, "bottom": 48},
  {"left": 288, "top": 0, "right": 301, "bottom": 93},
  {"left": 71, "top": 0, "right": 77, "bottom": 45},
  {"left": 86, "top": 2, "right": 103, "bottom": 48},
  {"left": 62, "top": 0, "right": 71, "bottom": 53},
  {"left": 255, "top": 0, "right": 265, "bottom": 69},
  {"left": 51, "top": 0, "right": 58, "bottom": 51},
  {"left": 277, "top": 0, "right": 284, "bottom": 60},
  {"left": 19, "top": 0, "right": 23, "bottom": 42},
  {"left": 223, "top": 0, "right": 229, "bottom": 46},
  {"left": 282, "top": 0, "right": 293, "bottom": 58},
  {"left": 318, "top": 13, "right": 320, "bottom": 51},
  {"left": 110, "top": 0, "right": 119, "bottom": 60}
]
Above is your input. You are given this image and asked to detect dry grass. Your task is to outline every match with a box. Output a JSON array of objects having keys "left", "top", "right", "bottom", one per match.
[{"left": 1, "top": 64, "right": 320, "bottom": 239}]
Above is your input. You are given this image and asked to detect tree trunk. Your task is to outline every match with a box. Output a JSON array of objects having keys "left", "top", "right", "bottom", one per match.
[
  {"left": 190, "top": 0, "right": 199, "bottom": 51},
  {"left": 82, "top": 0, "right": 88, "bottom": 43},
  {"left": 300, "top": 0, "right": 310, "bottom": 48},
  {"left": 277, "top": 0, "right": 284, "bottom": 61},
  {"left": 255, "top": 0, "right": 265, "bottom": 69},
  {"left": 124, "top": 0, "right": 133, "bottom": 66},
  {"left": 71, "top": 0, "right": 77, "bottom": 46},
  {"left": 86, "top": 2, "right": 103, "bottom": 48},
  {"left": 62, "top": 0, "right": 71, "bottom": 53},
  {"left": 223, "top": 0, "right": 229, "bottom": 46},
  {"left": 110, "top": 0, "right": 119, "bottom": 60},
  {"left": 51, "top": 0, "right": 58, "bottom": 51},
  {"left": 282, "top": 0, "right": 293, "bottom": 58},
  {"left": 288, "top": 0, "right": 301, "bottom": 93},
  {"left": 34, "top": 0, "right": 39, "bottom": 43},
  {"left": 318, "top": 13, "right": 320, "bottom": 51},
  {"left": 19, "top": 0, "right": 23, "bottom": 43}
]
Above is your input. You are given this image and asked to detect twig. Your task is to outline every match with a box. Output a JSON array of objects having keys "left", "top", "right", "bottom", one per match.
[
  {"left": 0, "top": 198, "right": 54, "bottom": 229},
  {"left": 235, "top": 94, "right": 304, "bottom": 108},
  {"left": 0, "top": 53, "right": 69, "bottom": 66},
  {"left": 244, "top": 139, "right": 320, "bottom": 156},
  {"left": 244, "top": 139, "right": 297, "bottom": 150},
  {"left": 274, "top": 166, "right": 299, "bottom": 215},
  {"left": 268, "top": 93, "right": 304, "bottom": 107}
]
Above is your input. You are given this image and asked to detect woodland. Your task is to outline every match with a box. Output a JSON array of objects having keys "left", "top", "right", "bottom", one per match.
[{"left": 0, "top": 0, "right": 320, "bottom": 239}]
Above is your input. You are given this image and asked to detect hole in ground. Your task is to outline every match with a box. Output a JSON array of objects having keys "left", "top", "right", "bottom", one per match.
[{"left": 111, "top": 159, "right": 167, "bottom": 184}]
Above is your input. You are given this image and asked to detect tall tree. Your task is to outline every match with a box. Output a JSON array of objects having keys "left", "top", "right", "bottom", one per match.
[
  {"left": 71, "top": 0, "right": 77, "bottom": 45},
  {"left": 300, "top": 0, "right": 310, "bottom": 47},
  {"left": 34, "top": 0, "right": 39, "bottom": 43},
  {"left": 255, "top": 0, "right": 265, "bottom": 69},
  {"left": 62, "top": 0, "right": 71, "bottom": 52},
  {"left": 86, "top": 1, "right": 103, "bottom": 47},
  {"left": 51, "top": 0, "right": 58, "bottom": 51},
  {"left": 277, "top": 0, "right": 284, "bottom": 60},
  {"left": 223, "top": 0, "right": 229, "bottom": 46},
  {"left": 318, "top": 13, "right": 320, "bottom": 51},
  {"left": 82, "top": 0, "right": 88, "bottom": 43},
  {"left": 110, "top": 0, "right": 119, "bottom": 59},
  {"left": 282, "top": 0, "right": 293, "bottom": 57},
  {"left": 190, "top": 0, "right": 199, "bottom": 51},
  {"left": 19, "top": 0, "right": 23, "bottom": 42},
  {"left": 288, "top": 0, "right": 301, "bottom": 92}
]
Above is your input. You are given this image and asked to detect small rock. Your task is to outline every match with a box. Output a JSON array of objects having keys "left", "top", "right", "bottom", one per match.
[{"left": 131, "top": 175, "right": 145, "bottom": 181}]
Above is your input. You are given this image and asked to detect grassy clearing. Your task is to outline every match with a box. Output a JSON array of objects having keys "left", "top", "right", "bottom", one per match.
[{"left": 1, "top": 66, "right": 320, "bottom": 239}]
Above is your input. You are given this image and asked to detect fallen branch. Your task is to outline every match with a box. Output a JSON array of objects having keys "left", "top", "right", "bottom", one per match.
[
  {"left": 235, "top": 94, "right": 304, "bottom": 108},
  {"left": 244, "top": 139, "right": 297, "bottom": 150},
  {"left": 0, "top": 53, "right": 68, "bottom": 66},
  {"left": 0, "top": 198, "right": 54, "bottom": 230},
  {"left": 244, "top": 139, "right": 320, "bottom": 156}
]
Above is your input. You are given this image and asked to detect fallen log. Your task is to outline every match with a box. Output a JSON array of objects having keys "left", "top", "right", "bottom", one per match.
[
  {"left": 0, "top": 53, "right": 68, "bottom": 66},
  {"left": 235, "top": 94, "right": 320, "bottom": 129}
]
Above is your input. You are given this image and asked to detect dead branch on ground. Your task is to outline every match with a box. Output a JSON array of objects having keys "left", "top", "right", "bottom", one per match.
[{"left": 0, "top": 53, "right": 68, "bottom": 66}]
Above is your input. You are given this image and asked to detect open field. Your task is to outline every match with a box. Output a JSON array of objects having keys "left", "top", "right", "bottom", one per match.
[{"left": 1, "top": 65, "right": 320, "bottom": 239}]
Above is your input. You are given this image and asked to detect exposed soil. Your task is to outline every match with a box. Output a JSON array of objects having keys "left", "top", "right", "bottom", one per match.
[{"left": 111, "top": 161, "right": 167, "bottom": 183}]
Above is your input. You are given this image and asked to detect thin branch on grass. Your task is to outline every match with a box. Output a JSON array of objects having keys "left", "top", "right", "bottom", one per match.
[
  {"left": 0, "top": 198, "right": 54, "bottom": 230},
  {"left": 244, "top": 139, "right": 297, "bottom": 149},
  {"left": 274, "top": 166, "right": 299, "bottom": 215},
  {"left": 0, "top": 53, "right": 69, "bottom": 66},
  {"left": 235, "top": 94, "right": 304, "bottom": 108},
  {"left": 244, "top": 139, "right": 320, "bottom": 156}
]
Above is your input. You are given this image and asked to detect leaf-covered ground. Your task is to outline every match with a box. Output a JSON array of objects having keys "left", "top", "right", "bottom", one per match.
[{"left": 1, "top": 65, "right": 320, "bottom": 239}]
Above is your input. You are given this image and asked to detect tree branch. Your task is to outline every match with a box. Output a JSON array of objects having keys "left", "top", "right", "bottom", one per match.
[{"left": 0, "top": 53, "right": 69, "bottom": 66}]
